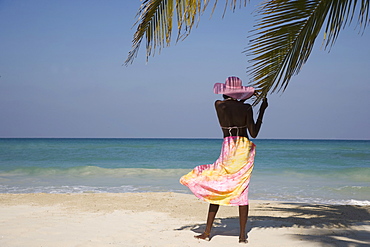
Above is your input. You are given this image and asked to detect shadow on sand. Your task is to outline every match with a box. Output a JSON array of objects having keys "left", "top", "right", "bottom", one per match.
[{"left": 175, "top": 203, "right": 370, "bottom": 246}]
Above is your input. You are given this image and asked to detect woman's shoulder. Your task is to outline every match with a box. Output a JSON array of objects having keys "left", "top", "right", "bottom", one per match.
[
  {"left": 242, "top": 103, "right": 253, "bottom": 111},
  {"left": 214, "top": 100, "right": 224, "bottom": 106}
]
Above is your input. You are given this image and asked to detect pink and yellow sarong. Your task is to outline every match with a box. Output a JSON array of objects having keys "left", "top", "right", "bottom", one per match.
[{"left": 180, "top": 136, "right": 255, "bottom": 206}]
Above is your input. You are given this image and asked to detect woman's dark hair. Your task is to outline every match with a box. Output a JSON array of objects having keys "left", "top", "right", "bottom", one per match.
[{"left": 223, "top": 94, "right": 232, "bottom": 99}]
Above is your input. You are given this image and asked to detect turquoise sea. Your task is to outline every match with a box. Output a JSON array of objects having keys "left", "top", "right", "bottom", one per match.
[{"left": 0, "top": 138, "right": 369, "bottom": 205}]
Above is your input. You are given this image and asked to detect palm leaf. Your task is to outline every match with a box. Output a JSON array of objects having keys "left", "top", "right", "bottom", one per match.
[
  {"left": 247, "top": 0, "right": 370, "bottom": 103},
  {"left": 125, "top": 0, "right": 248, "bottom": 65}
]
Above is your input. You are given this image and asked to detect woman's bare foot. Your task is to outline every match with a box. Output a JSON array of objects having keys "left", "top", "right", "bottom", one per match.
[
  {"left": 194, "top": 232, "right": 210, "bottom": 241},
  {"left": 239, "top": 237, "right": 248, "bottom": 244}
]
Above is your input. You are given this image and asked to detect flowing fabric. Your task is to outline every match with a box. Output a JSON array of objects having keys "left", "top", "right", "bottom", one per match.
[{"left": 180, "top": 136, "right": 255, "bottom": 206}]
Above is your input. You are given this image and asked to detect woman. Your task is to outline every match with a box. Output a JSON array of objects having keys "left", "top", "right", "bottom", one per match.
[{"left": 180, "top": 76, "right": 268, "bottom": 243}]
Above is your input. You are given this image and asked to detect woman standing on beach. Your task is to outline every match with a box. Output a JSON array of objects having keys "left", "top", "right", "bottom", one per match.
[{"left": 180, "top": 76, "right": 268, "bottom": 243}]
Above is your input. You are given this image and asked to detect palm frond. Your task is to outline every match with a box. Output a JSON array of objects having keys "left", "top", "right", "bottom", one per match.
[
  {"left": 247, "top": 0, "right": 370, "bottom": 103},
  {"left": 125, "top": 0, "right": 248, "bottom": 65},
  {"left": 125, "top": 0, "right": 176, "bottom": 65}
]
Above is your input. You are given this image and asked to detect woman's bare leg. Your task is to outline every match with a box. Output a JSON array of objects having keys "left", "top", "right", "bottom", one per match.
[
  {"left": 194, "top": 203, "right": 219, "bottom": 240},
  {"left": 238, "top": 205, "right": 249, "bottom": 243}
]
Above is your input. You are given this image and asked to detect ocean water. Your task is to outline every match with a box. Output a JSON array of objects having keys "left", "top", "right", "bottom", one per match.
[{"left": 0, "top": 138, "right": 369, "bottom": 205}]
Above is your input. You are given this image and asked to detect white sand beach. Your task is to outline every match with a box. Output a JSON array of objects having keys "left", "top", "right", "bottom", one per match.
[{"left": 0, "top": 192, "right": 369, "bottom": 247}]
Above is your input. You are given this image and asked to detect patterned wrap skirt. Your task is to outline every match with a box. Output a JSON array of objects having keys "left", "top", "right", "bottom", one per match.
[{"left": 180, "top": 136, "right": 255, "bottom": 206}]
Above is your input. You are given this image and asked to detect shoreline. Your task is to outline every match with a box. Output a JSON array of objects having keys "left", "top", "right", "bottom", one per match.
[{"left": 1, "top": 192, "right": 369, "bottom": 246}]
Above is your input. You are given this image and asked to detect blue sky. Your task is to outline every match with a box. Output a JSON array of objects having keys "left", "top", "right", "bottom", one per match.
[{"left": 0, "top": 0, "right": 369, "bottom": 139}]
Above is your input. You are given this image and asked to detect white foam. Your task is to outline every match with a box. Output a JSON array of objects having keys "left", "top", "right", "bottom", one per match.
[{"left": 346, "top": 199, "right": 370, "bottom": 206}]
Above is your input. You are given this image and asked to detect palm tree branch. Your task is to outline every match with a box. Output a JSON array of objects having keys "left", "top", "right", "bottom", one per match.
[
  {"left": 323, "top": 0, "right": 369, "bottom": 48},
  {"left": 246, "top": 0, "right": 370, "bottom": 104},
  {"left": 248, "top": 0, "right": 326, "bottom": 94},
  {"left": 125, "top": 0, "right": 248, "bottom": 65},
  {"left": 125, "top": 0, "right": 174, "bottom": 65}
]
